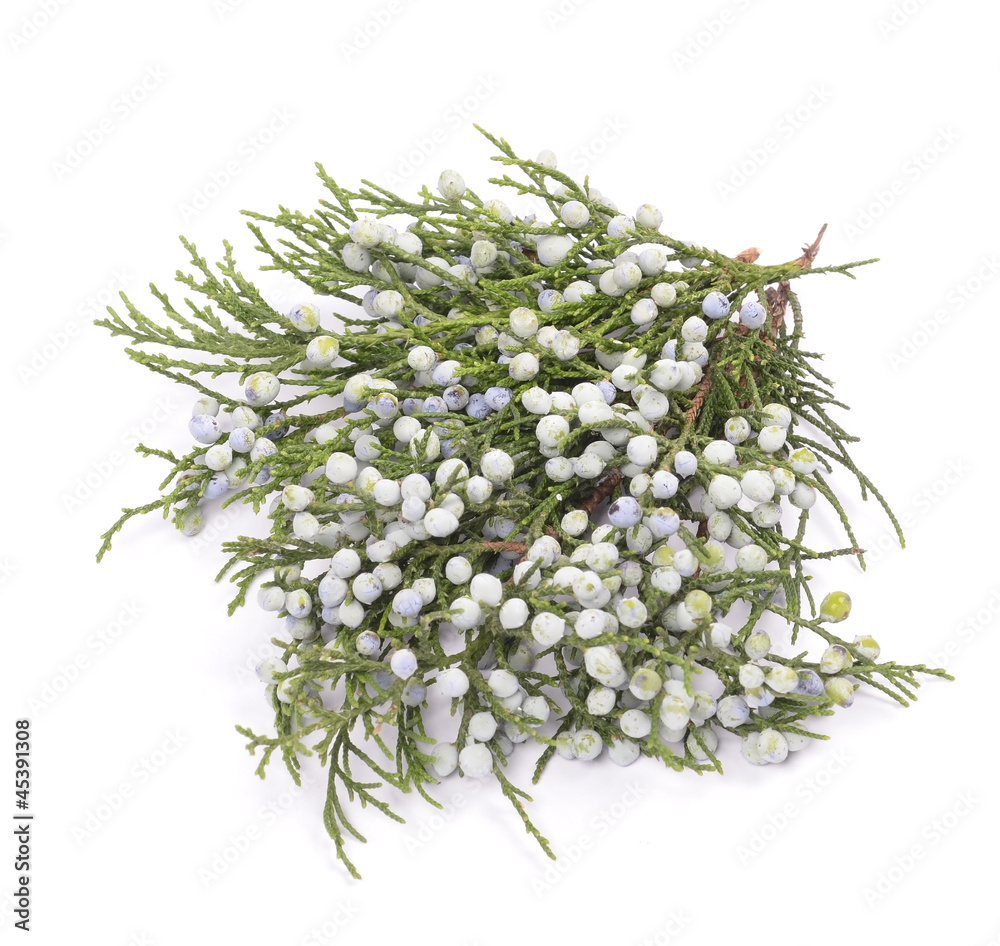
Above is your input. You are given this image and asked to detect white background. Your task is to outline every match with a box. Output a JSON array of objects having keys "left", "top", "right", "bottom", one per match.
[{"left": 2, "top": 0, "right": 997, "bottom": 943}]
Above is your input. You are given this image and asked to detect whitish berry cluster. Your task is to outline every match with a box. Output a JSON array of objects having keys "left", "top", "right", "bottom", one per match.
[{"left": 97, "top": 127, "right": 948, "bottom": 878}]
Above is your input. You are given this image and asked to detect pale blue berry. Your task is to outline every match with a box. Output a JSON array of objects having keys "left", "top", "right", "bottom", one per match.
[
  {"left": 739, "top": 300, "right": 766, "bottom": 329},
  {"left": 701, "top": 291, "right": 731, "bottom": 320}
]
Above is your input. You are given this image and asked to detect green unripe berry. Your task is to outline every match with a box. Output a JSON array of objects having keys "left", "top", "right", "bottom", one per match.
[
  {"left": 853, "top": 635, "right": 881, "bottom": 660},
  {"left": 766, "top": 666, "right": 800, "bottom": 694},
  {"left": 819, "top": 591, "right": 852, "bottom": 623},
  {"left": 649, "top": 545, "right": 674, "bottom": 567},
  {"left": 684, "top": 589, "right": 712, "bottom": 620},
  {"left": 819, "top": 644, "right": 852, "bottom": 674},
  {"left": 825, "top": 676, "right": 856, "bottom": 707},
  {"left": 745, "top": 630, "right": 771, "bottom": 659},
  {"left": 789, "top": 446, "right": 818, "bottom": 474},
  {"left": 629, "top": 667, "right": 663, "bottom": 701},
  {"left": 702, "top": 541, "right": 726, "bottom": 569}
]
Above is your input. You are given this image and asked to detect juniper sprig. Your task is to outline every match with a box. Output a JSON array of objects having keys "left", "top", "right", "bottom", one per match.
[{"left": 96, "top": 126, "right": 950, "bottom": 879}]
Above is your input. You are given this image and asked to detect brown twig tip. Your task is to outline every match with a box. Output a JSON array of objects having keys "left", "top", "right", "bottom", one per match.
[
  {"left": 735, "top": 247, "right": 761, "bottom": 264},
  {"left": 580, "top": 469, "right": 623, "bottom": 517},
  {"left": 766, "top": 224, "right": 828, "bottom": 341},
  {"left": 796, "top": 224, "right": 827, "bottom": 269},
  {"left": 686, "top": 372, "right": 713, "bottom": 425},
  {"left": 482, "top": 541, "right": 526, "bottom": 553}
]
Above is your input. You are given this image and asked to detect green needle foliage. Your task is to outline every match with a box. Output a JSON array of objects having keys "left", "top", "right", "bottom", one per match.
[{"left": 97, "top": 126, "right": 950, "bottom": 879}]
